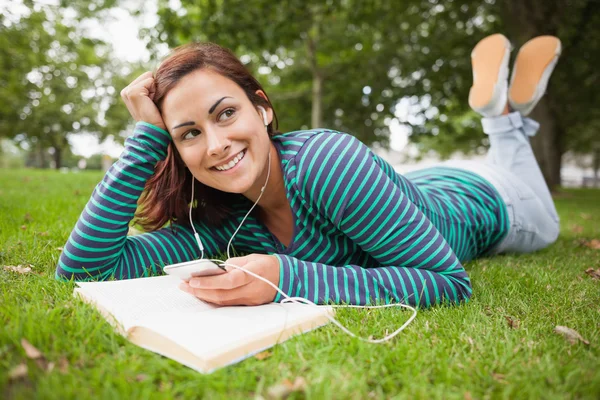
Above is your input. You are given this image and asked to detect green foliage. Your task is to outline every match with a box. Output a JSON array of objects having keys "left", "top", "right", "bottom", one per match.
[
  {"left": 150, "top": 0, "right": 500, "bottom": 147},
  {"left": 1, "top": 169, "right": 600, "bottom": 397},
  {"left": 0, "top": 1, "right": 134, "bottom": 168}
]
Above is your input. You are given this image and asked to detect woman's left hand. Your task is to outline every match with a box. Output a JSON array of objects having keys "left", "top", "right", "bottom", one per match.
[{"left": 179, "top": 254, "right": 280, "bottom": 306}]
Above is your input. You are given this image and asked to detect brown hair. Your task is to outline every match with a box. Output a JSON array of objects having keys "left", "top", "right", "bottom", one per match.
[{"left": 134, "top": 42, "right": 279, "bottom": 231}]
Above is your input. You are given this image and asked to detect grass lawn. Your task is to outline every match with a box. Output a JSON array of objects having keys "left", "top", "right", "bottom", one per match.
[{"left": 1, "top": 168, "right": 599, "bottom": 399}]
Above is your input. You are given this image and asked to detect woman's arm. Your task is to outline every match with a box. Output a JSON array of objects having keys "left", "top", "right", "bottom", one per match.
[
  {"left": 273, "top": 132, "right": 472, "bottom": 308},
  {"left": 56, "top": 123, "right": 223, "bottom": 281}
]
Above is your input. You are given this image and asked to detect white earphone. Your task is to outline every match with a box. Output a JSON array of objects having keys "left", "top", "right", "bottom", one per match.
[{"left": 258, "top": 106, "right": 268, "bottom": 126}]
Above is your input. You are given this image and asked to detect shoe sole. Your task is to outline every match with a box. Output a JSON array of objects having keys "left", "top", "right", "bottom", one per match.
[
  {"left": 469, "top": 34, "right": 511, "bottom": 114},
  {"left": 509, "top": 36, "right": 561, "bottom": 108}
]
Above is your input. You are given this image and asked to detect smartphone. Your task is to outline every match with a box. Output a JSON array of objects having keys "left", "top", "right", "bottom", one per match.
[{"left": 163, "top": 259, "right": 227, "bottom": 281}]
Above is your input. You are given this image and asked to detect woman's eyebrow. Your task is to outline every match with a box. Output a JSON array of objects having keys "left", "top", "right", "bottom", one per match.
[
  {"left": 208, "top": 96, "right": 231, "bottom": 114},
  {"left": 172, "top": 121, "right": 195, "bottom": 130},
  {"left": 171, "top": 96, "right": 232, "bottom": 130}
]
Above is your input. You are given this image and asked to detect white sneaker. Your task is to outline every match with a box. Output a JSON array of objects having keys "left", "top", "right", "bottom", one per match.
[
  {"left": 508, "top": 36, "right": 562, "bottom": 116},
  {"left": 468, "top": 34, "right": 512, "bottom": 118}
]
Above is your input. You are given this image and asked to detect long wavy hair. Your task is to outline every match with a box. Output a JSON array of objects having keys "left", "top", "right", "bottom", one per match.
[{"left": 134, "top": 43, "right": 279, "bottom": 231}]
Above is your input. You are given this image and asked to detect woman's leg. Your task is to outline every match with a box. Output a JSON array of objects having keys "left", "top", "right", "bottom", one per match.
[
  {"left": 482, "top": 112, "right": 559, "bottom": 223},
  {"left": 449, "top": 34, "right": 562, "bottom": 253}
]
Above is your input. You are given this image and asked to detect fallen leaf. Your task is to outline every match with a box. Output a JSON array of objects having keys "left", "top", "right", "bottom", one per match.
[
  {"left": 492, "top": 372, "right": 507, "bottom": 384},
  {"left": 8, "top": 364, "right": 28, "bottom": 380},
  {"left": 570, "top": 225, "right": 583, "bottom": 233},
  {"left": 37, "top": 231, "right": 49, "bottom": 237},
  {"left": 554, "top": 326, "right": 590, "bottom": 345},
  {"left": 58, "top": 357, "right": 69, "bottom": 373},
  {"left": 583, "top": 239, "right": 600, "bottom": 250},
  {"left": 4, "top": 265, "right": 32, "bottom": 274},
  {"left": 464, "top": 392, "right": 473, "bottom": 400},
  {"left": 254, "top": 351, "right": 273, "bottom": 361},
  {"left": 267, "top": 377, "right": 307, "bottom": 399},
  {"left": 585, "top": 268, "right": 600, "bottom": 280},
  {"left": 55, "top": 247, "right": 63, "bottom": 251},
  {"left": 20, "top": 225, "right": 27, "bottom": 230},
  {"left": 21, "top": 339, "right": 43, "bottom": 359},
  {"left": 505, "top": 316, "right": 520, "bottom": 329},
  {"left": 46, "top": 362, "right": 55, "bottom": 373}
]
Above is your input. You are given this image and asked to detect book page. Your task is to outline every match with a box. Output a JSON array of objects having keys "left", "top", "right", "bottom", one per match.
[
  {"left": 137, "top": 303, "right": 331, "bottom": 362},
  {"left": 76, "top": 275, "right": 217, "bottom": 330}
]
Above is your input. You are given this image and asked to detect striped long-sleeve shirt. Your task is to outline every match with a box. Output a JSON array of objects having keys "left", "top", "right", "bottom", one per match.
[{"left": 56, "top": 122, "right": 509, "bottom": 308}]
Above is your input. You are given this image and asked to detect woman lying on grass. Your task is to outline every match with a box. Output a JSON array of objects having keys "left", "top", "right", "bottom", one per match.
[{"left": 57, "top": 34, "right": 561, "bottom": 308}]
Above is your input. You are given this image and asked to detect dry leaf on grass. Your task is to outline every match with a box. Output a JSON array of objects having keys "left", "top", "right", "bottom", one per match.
[
  {"left": 55, "top": 247, "right": 63, "bottom": 251},
  {"left": 58, "top": 357, "right": 69, "bottom": 373},
  {"left": 4, "top": 265, "right": 33, "bottom": 274},
  {"left": 583, "top": 239, "right": 600, "bottom": 250},
  {"left": 136, "top": 374, "right": 148, "bottom": 382},
  {"left": 464, "top": 392, "right": 473, "bottom": 400},
  {"left": 570, "top": 225, "right": 584, "bottom": 233},
  {"left": 267, "top": 377, "right": 307, "bottom": 399},
  {"left": 21, "top": 339, "right": 42, "bottom": 359},
  {"left": 8, "top": 363, "right": 28, "bottom": 380},
  {"left": 254, "top": 351, "right": 273, "bottom": 361},
  {"left": 585, "top": 268, "right": 600, "bottom": 280},
  {"left": 554, "top": 326, "right": 590, "bottom": 345},
  {"left": 492, "top": 373, "right": 508, "bottom": 384},
  {"left": 505, "top": 316, "right": 520, "bottom": 329},
  {"left": 20, "top": 225, "right": 27, "bottom": 230},
  {"left": 20, "top": 339, "right": 54, "bottom": 371},
  {"left": 37, "top": 231, "right": 49, "bottom": 237}
]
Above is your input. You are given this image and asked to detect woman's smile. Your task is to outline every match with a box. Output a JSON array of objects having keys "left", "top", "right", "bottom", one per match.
[{"left": 212, "top": 149, "right": 246, "bottom": 172}]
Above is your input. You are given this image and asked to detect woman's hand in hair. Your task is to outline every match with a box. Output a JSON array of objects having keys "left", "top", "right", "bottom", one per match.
[
  {"left": 120, "top": 71, "right": 167, "bottom": 131},
  {"left": 179, "top": 254, "right": 280, "bottom": 306}
]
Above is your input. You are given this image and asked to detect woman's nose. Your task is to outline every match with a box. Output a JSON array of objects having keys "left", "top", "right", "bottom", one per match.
[{"left": 205, "top": 130, "right": 231, "bottom": 157}]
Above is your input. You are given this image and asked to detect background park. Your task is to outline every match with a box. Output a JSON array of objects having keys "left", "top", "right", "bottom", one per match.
[{"left": 1, "top": 0, "right": 599, "bottom": 398}]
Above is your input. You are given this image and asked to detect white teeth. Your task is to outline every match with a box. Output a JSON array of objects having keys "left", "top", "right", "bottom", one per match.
[{"left": 215, "top": 150, "right": 245, "bottom": 171}]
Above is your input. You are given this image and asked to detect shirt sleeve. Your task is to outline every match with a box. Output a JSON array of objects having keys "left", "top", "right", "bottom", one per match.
[
  {"left": 272, "top": 132, "right": 472, "bottom": 308},
  {"left": 55, "top": 122, "right": 228, "bottom": 281}
]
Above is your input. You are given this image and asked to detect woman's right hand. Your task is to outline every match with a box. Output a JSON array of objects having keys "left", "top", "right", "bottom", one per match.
[{"left": 120, "top": 71, "right": 167, "bottom": 131}]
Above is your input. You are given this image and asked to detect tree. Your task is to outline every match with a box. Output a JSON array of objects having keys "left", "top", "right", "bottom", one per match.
[
  {"left": 0, "top": 0, "right": 131, "bottom": 169},
  {"left": 149, "top": 0, "right": 499, "bottom": 147},
  {"left": 500, "top": 0, "right": 600, "bottom": 188}
]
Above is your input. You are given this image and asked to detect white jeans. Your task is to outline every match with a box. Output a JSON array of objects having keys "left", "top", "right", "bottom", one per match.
[{"left": 443, "top": 112, "right": 560, "bottom": 254}]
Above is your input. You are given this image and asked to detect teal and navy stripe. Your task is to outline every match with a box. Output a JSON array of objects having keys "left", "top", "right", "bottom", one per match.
[{"left": 57, "top": 124, "right": 509, "bottom": 308}]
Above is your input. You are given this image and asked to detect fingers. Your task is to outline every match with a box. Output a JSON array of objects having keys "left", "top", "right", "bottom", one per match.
[
  {"left": 188, "top": 267, "right": 252, "bottom": 290},
  {"left": 120, "top": 71, "right": 166, "bottom": 130},
  {"left": 179, "top": 281, "right": 266, "bottom": 306}
]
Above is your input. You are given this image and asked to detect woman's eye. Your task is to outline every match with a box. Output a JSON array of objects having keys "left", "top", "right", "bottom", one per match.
[
  {"left": 183, "top": 129, "right": 201, "bottom": 140},
  {"left": 218, "top": 108, "right": 236, "bottom": 122}
]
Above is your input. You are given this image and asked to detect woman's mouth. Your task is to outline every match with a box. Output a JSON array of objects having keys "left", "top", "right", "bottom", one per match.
[{"left": 213, "top": 150, "right": 246, "bottom": 172}]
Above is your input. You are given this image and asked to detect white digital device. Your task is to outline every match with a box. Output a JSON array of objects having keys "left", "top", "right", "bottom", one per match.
[{"left": 163, "top": 259, "right": 227, "bottom": 281}]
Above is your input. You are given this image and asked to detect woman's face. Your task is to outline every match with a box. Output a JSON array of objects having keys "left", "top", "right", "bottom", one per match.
[{"left": 161, "top": 69, "right": 273, "bottom": 197}]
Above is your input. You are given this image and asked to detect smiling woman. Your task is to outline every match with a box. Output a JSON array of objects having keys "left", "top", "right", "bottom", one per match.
[{"left": 56, "top": 37, "right": 561, "bottom": 308}]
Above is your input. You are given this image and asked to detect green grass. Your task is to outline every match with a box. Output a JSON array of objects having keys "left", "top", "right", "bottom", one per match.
[{"left": 1, "top": 168, "right": 599, "bottom": 399}]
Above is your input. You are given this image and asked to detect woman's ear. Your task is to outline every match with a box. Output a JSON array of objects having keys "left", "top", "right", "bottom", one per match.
[{"left": 255, "top": 90, "right": 273, "bottom": 126}]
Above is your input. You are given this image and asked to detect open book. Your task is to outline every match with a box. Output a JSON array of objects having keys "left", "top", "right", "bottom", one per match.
[{"left": 74, "top": 275, "right": 332, "bottom": 373}]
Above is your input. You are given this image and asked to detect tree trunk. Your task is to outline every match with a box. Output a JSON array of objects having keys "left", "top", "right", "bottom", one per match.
[
  {"left": 502, "top": 0, "right": 563, "bottom": 189},
  {"left": 528, "top": 97, "right": 562, "bottom": 188},
  {"left": 38, "top": 143, "right": 47, "bottom": 168},
  {"left": 306, "top": 11, "right": 323, "bottom": 129},
  {"left": 53, "top": 146, "right": 62, "bottom": 170},
  {"left": 593, "top": 149, "right": 600, "bottom": 186}
]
